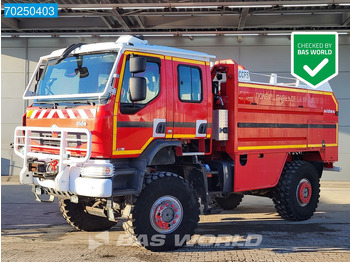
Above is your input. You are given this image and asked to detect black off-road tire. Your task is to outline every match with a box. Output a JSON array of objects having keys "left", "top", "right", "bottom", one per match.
[
  {"left": 214, "top": 194, "right": 244, "bottom": 210},
  {"left": 272, "top": 160, "right": 320, "bottom": 221},
  {"left": 123, "top": 172, "right": 200, "bottom": 252},
  {"left": 59, "top": 199, "right": 117, "bottom": 231}
]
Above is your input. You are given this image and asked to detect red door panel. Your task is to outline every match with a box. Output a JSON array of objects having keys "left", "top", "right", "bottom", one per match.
[{"left": 172, "top": 60, "right": 208, "bottom": 139}]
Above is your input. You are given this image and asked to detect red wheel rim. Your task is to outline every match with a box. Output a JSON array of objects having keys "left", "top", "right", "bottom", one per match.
[
  {"left": 297, "top": 178, "right": 312, "bottom": 206},
  {"left": 150, "top": 196, "right": 183, "bottom": 234}
]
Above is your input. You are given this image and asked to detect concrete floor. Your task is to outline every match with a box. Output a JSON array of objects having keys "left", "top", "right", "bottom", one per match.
[{"left": 1, "top": 180, "right": 350, "bottom": 262}]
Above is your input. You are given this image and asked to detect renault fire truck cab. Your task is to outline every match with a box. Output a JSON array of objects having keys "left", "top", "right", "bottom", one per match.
[{"left": 14, "top": 36, "right": 339, "bottom": 251}]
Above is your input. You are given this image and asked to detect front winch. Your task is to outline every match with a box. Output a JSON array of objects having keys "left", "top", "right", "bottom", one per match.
[{"left": 28, "top": 159, "right": 59, "bottom": 179}]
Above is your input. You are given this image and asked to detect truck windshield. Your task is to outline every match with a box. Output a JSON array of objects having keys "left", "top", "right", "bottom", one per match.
[{"left": 36, "top": 53, "right": 117, "bottom": 98}]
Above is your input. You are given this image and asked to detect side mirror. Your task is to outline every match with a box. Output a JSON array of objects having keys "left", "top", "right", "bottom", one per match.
[
  {"left": 75, "top": 67, "right": 89, "bottom": 78},
  {"left": 129, "top": 57, "right": 146, "bottom": 73},
  {"left": 64, "top": 67, "right": 89, "bottom": 78},
  {"left": 129, "top": 77, "right": 146, "bottom": 102}
]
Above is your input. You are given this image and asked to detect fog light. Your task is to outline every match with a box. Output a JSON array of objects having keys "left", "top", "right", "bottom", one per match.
[{"left": 80, "top": 163, "right": 114, "bottom": 178}]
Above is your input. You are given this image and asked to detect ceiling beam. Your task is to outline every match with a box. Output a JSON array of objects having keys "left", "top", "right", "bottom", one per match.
[
  {"left": 343, "top": 12, "right": 350, "bottom": 25},
  {"left": 112, "top": 8, "right": 130, "bottom": 30},
  {"left": 55, "top": 9, "right": 348, "bottom": 19},
  {"left": 99, "top": 0, "right": 130, "bottom": 30},
  {"left": 135, "top": 16, "right": 145, "bottom": 29},
  {"left": 55, "top": 8, "right": 349, "bottom": 18},
  {"left": 100, "top": 16, "right": 115, "bottom": 29},
  {"left": 2, "top": 29, "right": 349, "bottom": 37},
  {"left": 122, "top": 11, "right": 240, "bottom": 16},
  {"left": 1, "top": 22, "right": 345, "bottom": 32},
  {"left": 54, "top": 1, "right": 349, "bottom": 9},
  {"left": 1, "top": 16, "right": 21, "bottom": 32},
  {"left": 59, "top": 12, "right": 112, "bottom": 17},
  {"left": 238, "top": 8, "right": 249, "bottom": 30}
]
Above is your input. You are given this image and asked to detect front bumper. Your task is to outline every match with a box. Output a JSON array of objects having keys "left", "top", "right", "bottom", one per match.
[
  {"left": 14, "top": 126, "right": 113, "bottom": 198},
  {"left": 74, "top": 177, "right": 113, "bottom": 197}
]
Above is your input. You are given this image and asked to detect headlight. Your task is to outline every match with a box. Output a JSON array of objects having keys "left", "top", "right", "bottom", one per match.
[{"left": 80, "top": 163, "right": 114, "bottom": 178}]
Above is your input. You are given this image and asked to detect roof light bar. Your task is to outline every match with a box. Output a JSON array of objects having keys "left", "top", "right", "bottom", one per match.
[
  {"left": 59, "top": 35, "right": 92, "bottom": 38},
  {"left": 174, "top": 6, "right": 219, "bottom": 9},
  {"left": 282, "top": 4, "right": 329, "bottom": 7},
  {"left": 228, "top": 5, "right": 273, "bottom": 8},
  {"left": 266, "top": 33, "right": 291, "bottom": 35},
  {"left": 224, "top": 33, "right": 259, "bottom": 36},
  {"left": 70, "top": 7, "right": 113, "bottom": 10},
  {"left": 182, "top": 34, "right": 217, "bottom": 37},
  {"left": 121, "top": 7, "right": 165, "bottom": 10},
  {"left": 18, "top": 35, "right": 52, "bottom": 38},
  {"left": 143, "top": 34, "right": 174, "bottom": 37}
]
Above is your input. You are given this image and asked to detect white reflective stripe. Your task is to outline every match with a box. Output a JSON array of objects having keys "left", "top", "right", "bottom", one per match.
[
  {"left": 57, "top": 110, "right": 65, "bottom": 119},
  {"left": 67, "top": 110, "right": 76, "bottom": 119},
  {"left": 91, "top": 109, "right": 96, "bottom": 117},
  {"left": 38, "top": 110, "right": 47, "bottom": 119},
  {"left": 47, "top": 110, "right": 56, "bottom": 119},
  {"left": 30, "top": 110, "right": 38, "bottom": 119},
  {"left": 78, "top": 109, "right": 88, "bottom": 119}
]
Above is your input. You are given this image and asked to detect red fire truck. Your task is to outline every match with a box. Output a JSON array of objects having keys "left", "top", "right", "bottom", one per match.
[{"left": 14, "top": 36, "right": 338, "bottom": 251}]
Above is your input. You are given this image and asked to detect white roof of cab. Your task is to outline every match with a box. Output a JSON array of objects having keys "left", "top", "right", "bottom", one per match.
[{"left": 44, "top": 35, "right": 215, "bottom": 62}]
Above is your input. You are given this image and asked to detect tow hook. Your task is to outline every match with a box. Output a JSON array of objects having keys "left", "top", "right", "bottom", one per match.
[{"left": 49, "top": 160, "right": 59, "bottom": 172}]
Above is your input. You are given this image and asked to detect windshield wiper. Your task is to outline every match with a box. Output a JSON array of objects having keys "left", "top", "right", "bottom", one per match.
[
  {"left": 73, "top": 101, "right": 95, "bottom": 106},
  {"left": 34, "top": 101, "right": 58, "bottom": 109},
  {"left": 55, "top": 43, "right": 86, "bottom": 65}
]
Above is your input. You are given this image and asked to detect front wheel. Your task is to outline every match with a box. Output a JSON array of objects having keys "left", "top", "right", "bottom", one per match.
[
  {"left": 272, "top": 161, "right": 320, "bottom": 221},
  {"left": 123, "top": 172, "right": 200, "bottom": 251}
]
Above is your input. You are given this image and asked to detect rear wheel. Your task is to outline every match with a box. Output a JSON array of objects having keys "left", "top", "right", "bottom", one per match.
[
  {"left": 214, "top": 194, "right": 244, "bottom": 210},
  {"left": 123, "top": 172, "right": 200, "bottom": 251},
  {"left": 272, "top": 160, "right": 320, "bottom": 221},
  {"left": 59, "top": 199, "right": 117, "bottom": 231}
]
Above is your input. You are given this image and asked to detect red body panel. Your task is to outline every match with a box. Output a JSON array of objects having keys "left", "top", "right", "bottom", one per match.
[
  {"left": 212, "top": 59, "right": 338, "bottom": 192},
  {"left": 25, "top": 102, "right": 114, "bottom": 158},
  {"left": 234, "top": 152, "right": 287, "bottom": 192}
]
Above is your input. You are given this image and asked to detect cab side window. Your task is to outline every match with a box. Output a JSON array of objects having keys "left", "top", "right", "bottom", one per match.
[
  {"left": 121, "top": 58, "right": 160, "bottom": 104},
  {"left": 178, "top": 65, "right": 202, "bottom": 102}
]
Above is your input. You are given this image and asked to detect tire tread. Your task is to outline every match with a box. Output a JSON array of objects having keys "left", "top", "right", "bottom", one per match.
[
  {"left": 272, "top": 160, "right": 320, "bottom": 221},
  {"left": 123, "top": 172, "right": 199, "bottom": 251},
  {"left": 59, "top": 199, "right": 116, "bottom": 231}
]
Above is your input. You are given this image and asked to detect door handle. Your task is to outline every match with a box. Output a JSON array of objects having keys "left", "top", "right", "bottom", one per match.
[
  {"left": 156, "top": 122, "right": 166, "bottom": 134},
  {"left": 198, "top": 123, "right": 207, "bottom": 134}
]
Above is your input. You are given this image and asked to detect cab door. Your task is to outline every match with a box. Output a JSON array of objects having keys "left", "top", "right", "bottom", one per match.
[
  {"left": 172, "top": 59, "right": 209, "bottom": 149},
  {"left": 113, "top": 52, "right": 167, "bottom": 157}
]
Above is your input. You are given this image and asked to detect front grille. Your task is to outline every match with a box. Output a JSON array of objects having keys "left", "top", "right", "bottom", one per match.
[
  {"left": 14, "top": 126, "right": 91, "bottom": 164},
  {"left": 32, "top": 131, "right": 88, "bottom": 152}
]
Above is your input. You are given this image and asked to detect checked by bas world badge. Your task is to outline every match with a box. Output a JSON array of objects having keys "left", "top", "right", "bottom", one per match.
[{"left": 291, "top": 32, "right": 338, "bottom": 88}]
